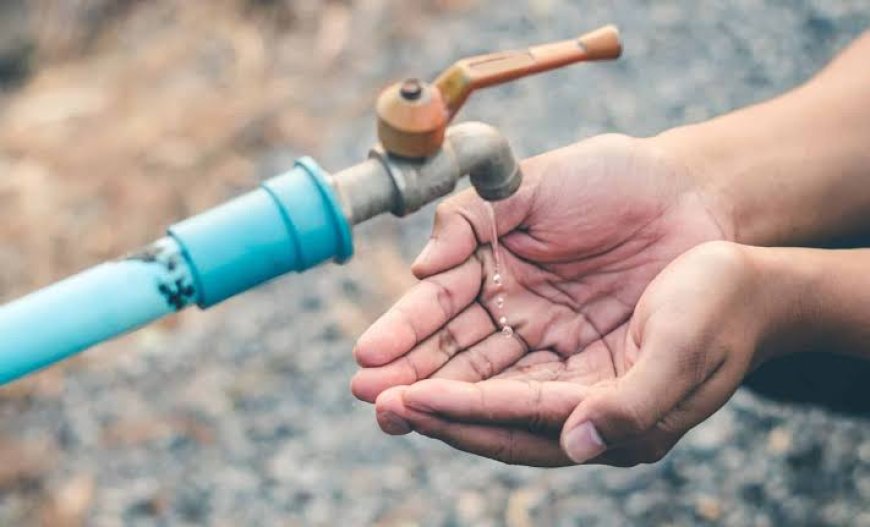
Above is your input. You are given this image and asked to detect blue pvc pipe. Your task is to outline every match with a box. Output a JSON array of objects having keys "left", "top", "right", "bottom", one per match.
[
  {"left": 169, "top": 157, "right": 353, "bottom": 307},
  {"left": 0, "top": 157, "right": 353, "bottom": 385},
  {"left": 0, "top": 237, "right": 194, "bottom": 384}
]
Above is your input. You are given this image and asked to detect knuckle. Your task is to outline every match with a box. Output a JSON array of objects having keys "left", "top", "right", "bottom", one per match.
[
  {"left": 402, "top": 355, "right": 422, "bottom": 381},
  {"left": 428, "top": 278, "right": 456, "bottom": 319},
  {"left": 525, "top": 381, "right": 550, "bottom": 435},
  {"left": 606, "top": 396, "right": 655, "bottom": 439},
  {"left": 435, "top": 324, "right": 461, "bottom": 360},
  {"left": 654, "top": 412, "right": 685, "bottom": 438},
  {"left": 466, "top": 350, "right": 496, "bottom": 381},
  {"left": 393, "top": 306, "right": 420, "bottom": 345},
  {"left": 614, "top": 454, "right": 644, "bottom": 468},
  {"left": 637, "top": 441, "right": 671, "bottom": 465},
  {"left": 610, "top": 440, "right": 670, "bottom": 467},
  {"left": 492, "top": 429, "right": 520, "bottom": 466},
  {"left": 433, "top": 202, "right": 456, "bottom": 226}
]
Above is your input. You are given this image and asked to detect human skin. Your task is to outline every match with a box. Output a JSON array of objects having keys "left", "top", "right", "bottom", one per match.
[{"left": 352, "top": 32, "right": 870, "bottom": 466}]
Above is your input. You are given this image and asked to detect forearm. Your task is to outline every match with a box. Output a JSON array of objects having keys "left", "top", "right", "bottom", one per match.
[
  {"left": 752, "top": 246, "right": 870, "bottom": 361},
  {"left": 655, "top": 31, "right": 870, "bottom": 247}
]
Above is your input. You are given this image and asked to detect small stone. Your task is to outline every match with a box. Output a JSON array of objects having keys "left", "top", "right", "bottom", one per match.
[
  {"left": 456, "top": 491, "right": 488, "bottom": 523},
  {"left": 767, "top": 427, "right": 792, "bottom": 454},
  {"left": 695, "top": 495, "right": 722, "bottom": 522},
  {"left": 506, "top": 487, "right": 545, "bottom": 527}
]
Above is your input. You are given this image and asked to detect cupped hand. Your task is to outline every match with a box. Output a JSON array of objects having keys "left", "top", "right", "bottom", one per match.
[
  {"left": 351, "top": 133, "right": 733, "bottom": 465},
  {"left": 368, "top": 241, "right": 776, "bottom": 467}
]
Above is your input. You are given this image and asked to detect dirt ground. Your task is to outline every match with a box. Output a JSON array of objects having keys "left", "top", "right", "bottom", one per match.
[{"left": 0, "top": 1, "right": 868, "bottom": 526}]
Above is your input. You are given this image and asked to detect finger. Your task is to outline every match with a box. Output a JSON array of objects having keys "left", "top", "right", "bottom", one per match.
[
  {"left": 351, "top": 304, "right": 495, "bottom": 403},
  {"left": 354, "top": 256, "right": 483, "bottom": 368},
  {"left": 579, "top": 358, "right": 740, "bottom": 468},
  {"left": 559, "top": 327, "right": 706, "bottom": 464},
  {"left": 411, "top": 174, "right": 536, "bottom": 280},
  {"left": 402, "top": 378, "right": 586, "bottom": 434},
  {"left": 411, "top": 192, "right": 480, "bottom": 279},
  {"left": 375, "top": 386, "right": 571, "bottom": 467},
  {"left": 375, "top": 385, "right": 414, "bottom": 435},
  {"left": 412, "top": 415, "right": 572, "bottom": 467},
  {"left": 431, "top": 330, "right": 527, "bottom": 381}
]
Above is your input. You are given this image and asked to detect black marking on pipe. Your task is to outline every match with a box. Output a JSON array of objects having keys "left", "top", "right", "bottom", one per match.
[
  {"left": 125, "top": 244, "right": 165, "bottom": 264},
  {"left": 157, "top": 279, "right": 195, "bottom": 311},
  {"left": 126, "top": 241, "right": 197, "bottom": 311}
]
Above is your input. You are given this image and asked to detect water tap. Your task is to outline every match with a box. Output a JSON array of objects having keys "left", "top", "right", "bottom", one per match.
[
  {"left": 0, "top": 26, "right": 623, "bottom": 385},
  {"left": 329, "top": 25, "right": 623, "bottom": 224}
]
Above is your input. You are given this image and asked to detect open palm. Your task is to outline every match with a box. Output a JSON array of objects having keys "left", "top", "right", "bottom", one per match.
[{"left": 352, "top": 133, "right": 728, "bottom": 465}]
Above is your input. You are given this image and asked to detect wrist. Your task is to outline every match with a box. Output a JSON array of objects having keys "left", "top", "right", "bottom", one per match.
[
  {"left": 651, "top": 60, "right": 870, "bottom": 249},
  {"left": 644, "top": 122, "right": 740, "bottom": 243},
  {"left": 649, "top": 112, "right": 786, "bottom": 247},
  {"left": 741, "top": 246, "right": 816, "bottom": 364}
]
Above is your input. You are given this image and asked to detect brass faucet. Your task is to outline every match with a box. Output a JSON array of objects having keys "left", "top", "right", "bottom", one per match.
[{"left": 329, "top": 25, "right": 623, "bottom": 223}]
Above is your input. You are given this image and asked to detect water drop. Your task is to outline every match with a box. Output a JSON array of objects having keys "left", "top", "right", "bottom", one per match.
[{"left": 489, "top": 203, "right": 513, "bottom": 338}]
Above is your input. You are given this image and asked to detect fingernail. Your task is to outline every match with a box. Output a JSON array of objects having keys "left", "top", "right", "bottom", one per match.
[
  {"left": 379, "top": 411, "right": 412, "bottom": 435},
  {"left": 412, "top": 239, "right": 436, "bottom": 268},
  {"left": 563, "top": 421, "right": 606, "bottom": 464}
]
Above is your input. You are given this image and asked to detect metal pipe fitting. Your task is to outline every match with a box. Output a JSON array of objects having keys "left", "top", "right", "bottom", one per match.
[
  {"left": 325, "top": 158, "right": 396, "bottom": 226},
  {"left": 328, "top": 121, "right": 523, "bottom": 226}
]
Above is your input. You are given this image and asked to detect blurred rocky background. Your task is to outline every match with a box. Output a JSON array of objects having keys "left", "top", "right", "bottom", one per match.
[{"left": 0, "top": 1, "right": 868, "bottom": 525}]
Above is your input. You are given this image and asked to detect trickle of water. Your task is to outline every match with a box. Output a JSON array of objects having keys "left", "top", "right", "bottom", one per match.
[
  {"left": 488, "top": 203, "right": 515, "bottom": 338},
  {"left": 488, "top": 203, "right": 502, "bottom": 273}
]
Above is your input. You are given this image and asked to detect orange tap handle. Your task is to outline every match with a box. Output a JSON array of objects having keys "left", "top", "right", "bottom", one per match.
[
  {"left": 376, "top": 25, "right": 622, "bottom": 158},
  {"left": 435, "top": 25, "right": 622, "bottom": 119}
]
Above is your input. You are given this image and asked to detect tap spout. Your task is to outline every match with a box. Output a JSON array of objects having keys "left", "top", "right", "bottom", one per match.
[
  {"left": 329, "top": 121, "right": 522, "bottom": 226},
  {"left": 448, "top": 121, "right": 522, "bottom": 201}
]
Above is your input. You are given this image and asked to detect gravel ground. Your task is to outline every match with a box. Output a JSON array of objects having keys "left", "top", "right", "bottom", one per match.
[{"left": 1, "top": 1, "right": 869, "bottom": 526}]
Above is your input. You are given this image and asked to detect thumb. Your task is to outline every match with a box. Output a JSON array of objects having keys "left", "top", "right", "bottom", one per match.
[
  {"left": 411, "top": 170, "right": 536, "bottom": 279},
  {"left": 559, "top": 329, "right": 701, "bottom": 464}
]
